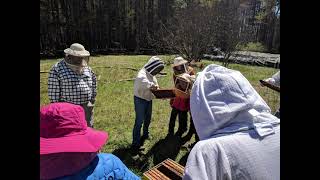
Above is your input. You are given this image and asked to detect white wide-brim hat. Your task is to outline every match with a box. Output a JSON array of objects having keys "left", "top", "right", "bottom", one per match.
[
  {"left": 172, "top": 57, "right": 188, "bottom": 67},
  {"left": 64, "top": 43, "right": 90, "bottom": 57}
]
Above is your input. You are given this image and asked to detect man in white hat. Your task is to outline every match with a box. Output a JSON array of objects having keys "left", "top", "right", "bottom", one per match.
[{"left": 47, "top": 43, "right": 97, "bottom": 127}]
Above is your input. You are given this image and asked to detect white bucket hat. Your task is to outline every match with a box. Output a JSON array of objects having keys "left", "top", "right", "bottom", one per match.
[
  {"left": 64, "top": 43, "right": 90, "bottom": 57},
  {"left": 172, "top": 57, "right": 188, "bottom": 67}
]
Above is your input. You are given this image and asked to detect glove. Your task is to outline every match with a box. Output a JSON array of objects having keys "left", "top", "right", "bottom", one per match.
[
  {"left": 190, "top": 75, "right": 196, "bottom": 82},
  {"left": 87, "top": 101, "right": 95, "bottom": 107},
  {"left": 150, "top": 84, "right": 159, "bottom": 91},
  {"left": 182, "top": 73, "right": 191, "bottom": 79},
  {"left": 179, "top": 73, "right": 191, "bottom": 82},
  {"left": 265, "top": 78, "right": 275, "bottom": 84}
]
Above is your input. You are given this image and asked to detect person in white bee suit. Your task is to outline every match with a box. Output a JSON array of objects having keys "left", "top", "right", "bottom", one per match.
[
  {"left": 131, "top": 56, "right": 165, "bottom": 154},
  {"left": 183, "top": 64, "right": 280, "bottom": 180}
]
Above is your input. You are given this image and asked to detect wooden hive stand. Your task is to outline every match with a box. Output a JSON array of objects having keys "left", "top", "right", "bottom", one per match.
[{"left": 143, "top": 158, "right": 185, "bottom": 180}]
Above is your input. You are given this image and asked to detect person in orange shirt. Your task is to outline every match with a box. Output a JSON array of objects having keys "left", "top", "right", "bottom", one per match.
[{"left": 168, "top": 57, "right": 197, "bottom": 138}]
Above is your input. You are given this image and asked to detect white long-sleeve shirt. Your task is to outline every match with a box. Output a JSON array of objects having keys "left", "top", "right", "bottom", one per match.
[
  {"left": 133, "top": 69, "right": 158, "bottom": 101},
  {"left": 183, "top": 126, "right": 280, "bottom": 180}
]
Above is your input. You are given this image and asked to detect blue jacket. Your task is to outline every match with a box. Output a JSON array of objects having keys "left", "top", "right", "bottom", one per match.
[{"left": 54, "top": 153, "right": 140, "bottom": 180}]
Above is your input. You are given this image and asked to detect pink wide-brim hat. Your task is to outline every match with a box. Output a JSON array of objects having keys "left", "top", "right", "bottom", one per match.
[{"left": 40, "top": 102, "right": 108, "bottom": 155}]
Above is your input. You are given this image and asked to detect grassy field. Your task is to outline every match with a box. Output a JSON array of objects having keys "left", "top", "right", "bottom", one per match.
[{"left": 40, "top": 55, "right": 279, "bottom": 176}]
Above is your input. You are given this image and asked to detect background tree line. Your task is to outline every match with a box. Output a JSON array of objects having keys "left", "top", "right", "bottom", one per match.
[{"left": 40, "top": 0, "right": 280, "bottom": 59}]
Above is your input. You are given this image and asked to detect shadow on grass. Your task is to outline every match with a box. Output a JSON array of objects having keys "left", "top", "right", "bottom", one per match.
[
  {"left": 111, "top": 146, "right": 147, "bottom": 171},
  {"left": 111, "top": 134, "right": 194, "bottom": 174},
  {"left": 144, "top": 135, "right": 185, "bottom": 165},
  {"left": 178, "top": 151, "right": 190, "bottom": 167}
]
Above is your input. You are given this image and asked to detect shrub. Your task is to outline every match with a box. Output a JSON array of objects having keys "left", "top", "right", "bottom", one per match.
[{"left": 237, "top": 42, "right": 267, "bottom": 52}]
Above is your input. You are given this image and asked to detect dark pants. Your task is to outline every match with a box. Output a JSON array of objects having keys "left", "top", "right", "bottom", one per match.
[
  {"left": 168, "top": 107, "right": 188, "bottom": 136},
  {"left": 132, "top": 96, "right": 152, "bottom": 147},
  {"left": 186, "top": 115, "right": 200, "bottom": 142}
]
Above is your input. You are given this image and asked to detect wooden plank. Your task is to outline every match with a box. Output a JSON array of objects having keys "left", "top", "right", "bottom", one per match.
[
  {"left": 162, "top": 163, "right": 183, "bottom": 177},
  {"left": 259, "top": 80, "right": 280, "bottom": 92},
  {"left": 167, "top": 158, "right": 185, "bottom": 170},
  {"left": 143, "top": 163, "right": 163, "bottom": 180},
  {"left": 149, "top": 170, "right": 163, "bottom": 179},
  {"left": 164, "top": 159, "right": 184, "bottom": 176},
  {"left": 144, "top": 170, "right": 160, "bottom": 180},
  {"left": 165, "top": 159, "right": 184, "bottom": 174},
  {"left": 143, "top": 158, "right": 185, "bottom": 180},
  {"left": 153, "top": 169, "right": 171, "bottom": 180}
]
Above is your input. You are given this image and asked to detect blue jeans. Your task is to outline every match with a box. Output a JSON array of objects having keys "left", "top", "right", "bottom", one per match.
[{"left": 132, "top": 96, "right": 152, "bottom": 147}]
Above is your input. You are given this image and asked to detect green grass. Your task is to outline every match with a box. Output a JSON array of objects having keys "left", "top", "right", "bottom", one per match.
[
  {"left": 236, "top": 42, "right": 267, "bottom": 52},
  {"left": 40, "top": 55, "right": 279, "bottom": 176}
]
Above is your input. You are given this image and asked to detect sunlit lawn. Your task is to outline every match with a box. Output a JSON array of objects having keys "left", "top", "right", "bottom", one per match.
[{"left": 40, "top": 55, "right": 279, "bottom": 176}]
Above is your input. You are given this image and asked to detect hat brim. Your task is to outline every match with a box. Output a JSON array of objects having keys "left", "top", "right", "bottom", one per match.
[
  {"left": 64, "top": 48, "right": 90, "bottom": 57},
  {"left": 40, "top": 128, "right": 108, "bottom": 155},
  {"left": 172, "top": 60, "right": 188, "bottom": 67}
]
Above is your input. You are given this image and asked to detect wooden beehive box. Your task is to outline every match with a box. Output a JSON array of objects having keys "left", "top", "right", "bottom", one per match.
[
  {"left": 151, "top": 89, "right": 176, "bottom": 99},
  {"left": 143, "top": 158, "right": 185, "bottom": 180}
]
